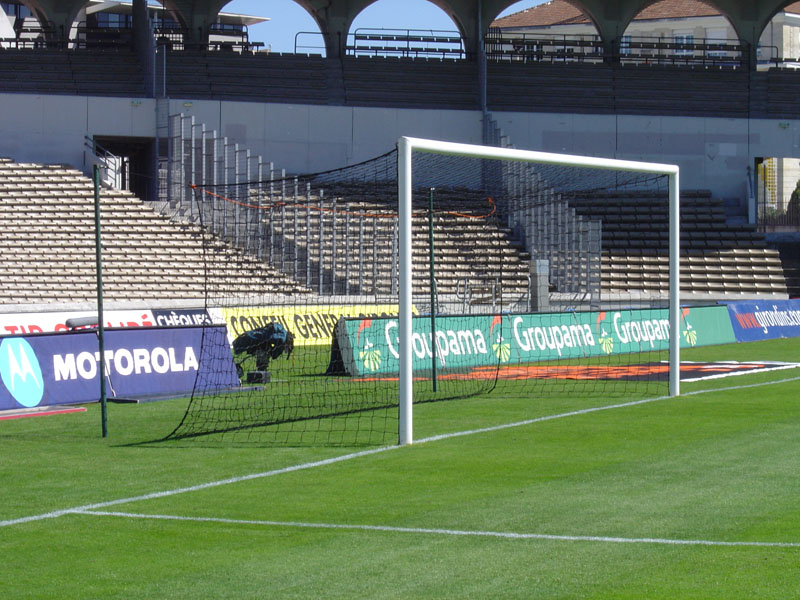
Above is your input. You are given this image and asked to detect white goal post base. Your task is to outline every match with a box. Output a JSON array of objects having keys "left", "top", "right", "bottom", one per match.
[{"left": 397, "top": 136, "right": 680, "bottom": 446}]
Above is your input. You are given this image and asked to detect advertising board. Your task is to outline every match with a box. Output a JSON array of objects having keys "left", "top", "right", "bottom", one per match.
[
  {"left": 0, "top": 309, "right": 157, "bottom": 336},
  {"left": 726, "top": 299, "right": 800, "bottom": 342},
  {"left": 222, "top": 304, "right": 405, "bottom": 347},
  {"left": 0, "top": 308, "right": 213, "bottom": 336},
  {"left": 334, "top": 306, "right": 736, "bottom": 377},
  {"left": 0, "top": 325, "right": 239, "bottom": 412}
]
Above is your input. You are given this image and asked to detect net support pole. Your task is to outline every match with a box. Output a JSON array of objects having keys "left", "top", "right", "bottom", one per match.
[
  {"left": 668, "top": 171, "right": 680, "bottom": 397},
  {"left": 398, "top": 137, "right": 413, "bottom": 446},
  {"left": 428, "top": 187, "right": 438, "bottom": 392},
  {"left": 93, "top": 165, "right": 108, "bottom": 438}
]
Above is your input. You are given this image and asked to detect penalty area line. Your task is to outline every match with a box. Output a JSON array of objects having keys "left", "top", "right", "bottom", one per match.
[{"left": 75, "top": 510, "right": 800, "bottom": 549}]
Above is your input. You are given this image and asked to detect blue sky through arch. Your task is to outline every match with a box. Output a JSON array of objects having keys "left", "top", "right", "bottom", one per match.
[{"left": 223, "top": 0, "right": 546, "bottom": 53}]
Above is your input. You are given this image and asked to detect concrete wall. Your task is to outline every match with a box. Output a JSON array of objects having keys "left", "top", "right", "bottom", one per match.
[
  {"left": 0, "top": 94, "right": 155, "bottom": 173},
  {"left": 3, "top": 92, "right": 800, "bottom": 214},
  {"left": 491, "top": 111, "right": 800, "bottom": 209},
  {"left": 166, "top": 99, "right": 484, "bottom": 174}
]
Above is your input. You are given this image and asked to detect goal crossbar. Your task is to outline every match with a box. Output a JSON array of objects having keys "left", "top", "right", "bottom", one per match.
[{"left": 397, "top": 136, "right": 680, "bottom": 445}]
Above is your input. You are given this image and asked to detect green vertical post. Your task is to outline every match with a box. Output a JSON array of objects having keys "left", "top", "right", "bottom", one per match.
[
  {"left": 428, "top": 188, "right": 437, "bottom": 392},
  {"left": 93, "top": 165, "right": 108, "bottom": 438}
]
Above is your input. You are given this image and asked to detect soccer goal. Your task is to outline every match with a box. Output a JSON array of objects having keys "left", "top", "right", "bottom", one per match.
[
  {"left": 396, "top": 137, "right": 680, "bottom": 445},
  {"left": 164, "top": 136, "right": 680, "bottom": 447}
]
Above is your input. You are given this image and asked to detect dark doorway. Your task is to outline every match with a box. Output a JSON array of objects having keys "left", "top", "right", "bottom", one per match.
[{"left": 91, "top": 136, "right": 157, "bottom": 202}]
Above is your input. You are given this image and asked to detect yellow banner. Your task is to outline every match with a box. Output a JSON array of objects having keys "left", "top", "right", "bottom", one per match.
[{"left": 223, "top": 304, "right": 406, "bottom": 346}]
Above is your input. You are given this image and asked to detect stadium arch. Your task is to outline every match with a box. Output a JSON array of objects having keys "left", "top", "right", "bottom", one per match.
[
  {"left": 5, "top": 0, "right": 796, "bottom": 64},
  {"left": 347, "top": 0, "right": 466, "bottom": 59}
]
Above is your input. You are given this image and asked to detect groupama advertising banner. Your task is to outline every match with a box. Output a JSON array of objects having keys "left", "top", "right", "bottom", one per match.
[
  {"left": 0, "top": 325, "right": 239, "bottom": 412},
  {"left": 334, "top": 306, "right": 736, "bottom": 377}
]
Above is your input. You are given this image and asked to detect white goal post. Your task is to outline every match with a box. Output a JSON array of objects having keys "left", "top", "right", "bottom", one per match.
[{"left": 397, "top": 136, "right": 681, "bottom": 446}]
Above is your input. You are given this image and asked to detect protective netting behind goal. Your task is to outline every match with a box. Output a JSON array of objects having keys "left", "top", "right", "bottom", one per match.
[{"left": 164, "top": 145, "right": 671, "bottom": 445}]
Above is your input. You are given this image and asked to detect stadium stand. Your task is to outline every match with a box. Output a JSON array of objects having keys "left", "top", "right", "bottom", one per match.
[
  {"left": 0, "top": 157, "right": 532, "bottom": 311},
  {"left": 486, "top": 62, "right": 751, "bottom": 118},
  {"left": 163, "top": 51, "right": 333, "bottom": 104},
  {"left": 341, "top": 57, "right": 477, "bottom": 109},
  {"left": 774, "top": 241, "right": 800, "bottom": 297},
  {"left": 567, "top": 190, "right": 789, "bottom": 297},
  {"left": 0, "top": 48, "right": 144, "bottom": 98},
  {"left": 266, "top": 194, "right": 532, "bottom": 309},
  {"left": 0, "top": 158, "right": 309, "bottom": 305},
  {"left": 0, "top": 43, "right": 799, "bottom": 119},
  {"left": 612, "top": 65, "right": 750, "bottom": 118},
  {"left": 487, "top": 62, "right": 614, "bottom": 114}
]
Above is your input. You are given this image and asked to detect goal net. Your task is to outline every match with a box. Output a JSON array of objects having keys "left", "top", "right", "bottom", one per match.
[{"left": 164, "top": 138, "right": 679, "bottom": 446}]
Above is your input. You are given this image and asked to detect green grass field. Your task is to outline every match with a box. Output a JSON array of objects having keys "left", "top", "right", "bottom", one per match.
[{"left": 2, "top": 338, "right": 799, "bottom": 598}]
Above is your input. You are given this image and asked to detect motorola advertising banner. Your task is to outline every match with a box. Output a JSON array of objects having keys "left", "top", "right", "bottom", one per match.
[
  {"left": 726, "top": 299, "right": 800, "bottom": 342},
  {"left": 334, "top": 306, "right": 736, "bottom": 377},
  {"left": 0, "top": 325, "right": 239, "bottom": 412}
]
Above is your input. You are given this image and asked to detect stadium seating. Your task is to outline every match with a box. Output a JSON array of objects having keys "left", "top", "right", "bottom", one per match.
[
  {"left": 164, "top": 51, "right": 333, "bottom": 104},
  {"left": 0, "top": 156, "right": 791, "bottom": 309},
  {"left": 266, "top": 188, "right": 532, "bottom": 312},
  {"left": 774, "top": 240, "right": 800, "bottom": 297},
  {"left": 0, "top": 49, "right": 143, "bottom": 97},
  {"left": 486, "top": 62, "right": 750, "bottom": 117},
  {"left": 0, "top": 158, "right": 531, "bottom": 311},
  {"left": 341, "top": 57, "right": 477, "bottom": 109},
  {"left": 487, "top": 62, "right": 614, "bottom": 114},
  {"left": 0, "top": 158, "right": 310, "bottom": 306},
  {"left": 1, "top": 47, "right": 800, "bottom": 118},
  {"left": 568, "top": 190, "right": 789, "bottom": 298}
]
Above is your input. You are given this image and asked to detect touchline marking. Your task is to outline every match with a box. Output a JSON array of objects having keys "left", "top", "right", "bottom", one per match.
[
  {"left": 3, "top": 375, "right": 798, "bottom": 530},
  {"left": 75, "top": 510, "right": 800, "bottom": 549}
]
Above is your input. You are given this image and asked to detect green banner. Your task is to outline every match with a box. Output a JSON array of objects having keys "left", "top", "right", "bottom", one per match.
[{"left": 334, "top": 305, "right": 736, "bottom": 377}]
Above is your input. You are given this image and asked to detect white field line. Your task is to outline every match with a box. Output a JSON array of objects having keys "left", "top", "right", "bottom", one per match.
[
  {"left": 0, "top": 446, "right": 398, "bottom": 528},
  {"left": 2, "top": 375, "right": 800, "bottom": 531},
  {"left": 75, "top": 510, "right": 800, "bottom": 549}
]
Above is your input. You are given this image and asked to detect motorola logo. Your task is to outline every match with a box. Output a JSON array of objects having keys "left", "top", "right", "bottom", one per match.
[{"left": 0, "top": 338, "right": 44, "bottom": 408}]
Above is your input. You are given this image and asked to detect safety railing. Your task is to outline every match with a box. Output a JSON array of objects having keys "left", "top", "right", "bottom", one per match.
[
  {"left": 485, "top": 30, "right": 603, "bottom": 64},
  {"left": 346, "top": 28, "right": 466, "bottom": 60},
  {"left": 618, "top": 36, "right": 747, "bottom": 68}
]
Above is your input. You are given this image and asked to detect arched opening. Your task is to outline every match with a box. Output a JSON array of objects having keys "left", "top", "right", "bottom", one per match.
[
  {"left": 487, "top": 0, "right": 603, "bottom": 63},
  {"left": 493, "top": 0, "right": 549, "bottom": 20},
  {"left": 0, "top": 1, "right": 62, "bottom": 47},
  {"left": 347, "top": 0, "right": 465, "bottom": 59},
  {"left": 756, "top": 5, "right": 800, "bottom": 232},
  {"left": 759, "top": 2, "right": 800, "bottom": 69},
  {"left": 224, "top": 0, "right": 325, "bottom": 56},
  {"left": 620, "top": 0, "right": 742, "bottom": 67}
]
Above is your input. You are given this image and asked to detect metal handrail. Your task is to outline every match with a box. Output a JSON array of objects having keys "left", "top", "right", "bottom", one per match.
[
  {"left": 84, "top": 136, "right": 126, "bottom": 190},
  {"left": 346, "top": 28, "right": 466, "bottom": 60}
]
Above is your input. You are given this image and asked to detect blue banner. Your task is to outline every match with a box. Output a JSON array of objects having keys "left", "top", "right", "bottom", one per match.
[
  {"left": 0, "top": 326, "right": 239, "bottom": 412},
  {"left": 726, "top": 299, "right": 800, "bottom": 342}
]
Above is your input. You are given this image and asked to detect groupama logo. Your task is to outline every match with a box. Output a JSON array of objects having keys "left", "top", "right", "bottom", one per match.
[
  {"left": 596, "top": 312, "right": 614, "bottom": 354},
  {"left": 356, "top": 319, "right": 382, "bottom": 372},
  {"left": 0, "top": 338, "right": 44, "bottom": 408},
  {"left": 489, "top": 315, "right": 511, "bottom": 362},
  {"left": 681, "top": 308, "right": 697, "bottom": 346}
]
